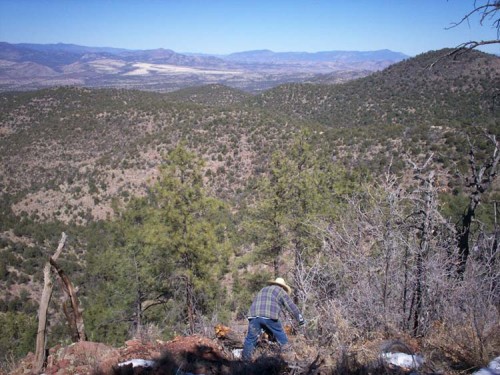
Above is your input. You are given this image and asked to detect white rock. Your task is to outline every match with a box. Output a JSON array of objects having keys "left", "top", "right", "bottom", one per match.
[
  {"left": 381, "top": 352, "right": 424, "bottom": 369},
  {"left": 118, "top": 358, "right": 155, "bottom": 368},
  {"left": 473, "top": 356, "right": 500, "bottom": 375}
]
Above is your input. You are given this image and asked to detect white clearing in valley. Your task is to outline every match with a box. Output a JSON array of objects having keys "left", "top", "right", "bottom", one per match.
[{"left": 123, "top": 63, "right": 242, "bottom": 76}]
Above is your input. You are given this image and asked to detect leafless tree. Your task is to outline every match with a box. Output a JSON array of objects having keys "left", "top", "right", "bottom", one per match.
[
  {"left": 284, "top": 153, "right": 499, "bottom": 369},
  {"left": 428, "top": 1, "right": 500, "bottom": 67},
  {"left": 33, "top": 232, "right": 87, "bottom": 373},
  {"left": 295, "top": 161, "right": 458, "bottom": 343},
  {"left": 457, "top": 132, "right": 500, "bottom": 275},
  {"left": 448, "top": 0, "right": 500, "bottom": 51},
  {"left": 405, "top": 155, "right": 458, "bottom": 336}
]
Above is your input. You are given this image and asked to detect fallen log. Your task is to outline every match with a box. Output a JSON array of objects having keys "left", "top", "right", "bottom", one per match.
[{"left": 214, "top": 324, "right": 245, "bottom": 349}]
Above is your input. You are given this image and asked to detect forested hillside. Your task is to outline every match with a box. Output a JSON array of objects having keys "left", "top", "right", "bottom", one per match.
[
  {"left": 0, "top": 49, "right": 499, "bottom": 374},
  {"left": 248, "top": 49, "right": 499, "bottom": 129}
]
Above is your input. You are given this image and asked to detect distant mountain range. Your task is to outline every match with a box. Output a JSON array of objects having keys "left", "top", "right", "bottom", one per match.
[
  {"left": 222, "top": 49, "right": 407, "bottom": 63},
  {"left": 0, "top": 42, "right": 408, "bottom": 92}
]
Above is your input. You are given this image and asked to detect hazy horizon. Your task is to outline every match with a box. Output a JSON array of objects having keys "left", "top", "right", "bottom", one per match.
[
  {"left": 1, "top": 0, "right": 499, "bottom": 57},
  {"left": 3, "top": 41, "right": 413, "bottom": 57}
]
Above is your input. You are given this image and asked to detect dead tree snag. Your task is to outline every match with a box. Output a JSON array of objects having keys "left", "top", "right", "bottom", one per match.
[
  {"left": 49, "top": 257, "right": 87, "bottom": 342},
  {"left": 33, "top": 232, "right": 67, "bottom": 373},
  {"left": 457, "top": 133, "right": 500, "bottom": 275}
]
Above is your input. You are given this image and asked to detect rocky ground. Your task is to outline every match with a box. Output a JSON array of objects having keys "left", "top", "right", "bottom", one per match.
[
  {"left": 8, "top": 334, "right": 321, "bottom": 375},
  {"left": 10, "top": 336, "right": 233, "bottom": 375},
  {"left": 6, "top": 331, "right": 433, "bottom": 375}
]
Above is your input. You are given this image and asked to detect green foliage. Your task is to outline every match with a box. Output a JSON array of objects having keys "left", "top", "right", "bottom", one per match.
[
  {"left": 243, "top": 130, "right": 362, "bottom": 281},
  {"left": 149, "top": 145, "right": 231, "bottom": 330},
  {"left": 0, "top": 50, "right": 498, "bottom": 369},
  {"left": 165, "top": 84, "right": 251, "bottom": 107},
  {"left": 231, "top": 270, "right": 273, "bottom": 319},
  {"left": 84, "top": 212, "right": 156, "bottom": 345},
  {"left": 84, "top": 145, "right": 232, "bottom": 341},
  {"left": 0, "top": 260, "right": 7, "bottom": 281},
  {"left": 0, "top": 312, "right": 37, "bottom": 364},
  {"left": 439, "top": 192, "right": 469, "bottom": 223}
]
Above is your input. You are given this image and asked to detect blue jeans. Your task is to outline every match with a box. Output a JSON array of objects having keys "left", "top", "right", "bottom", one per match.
[{"left": 241, "top": 317, "right": 288, "bottom": 360}]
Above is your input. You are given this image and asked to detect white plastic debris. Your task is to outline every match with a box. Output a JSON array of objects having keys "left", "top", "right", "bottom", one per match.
[
  {"left": 473, "top": 356, "right": 500, "bottom": 375},
  {"left": 117, "top": 358, "right": 203, "bottom": 375},
  {"left": 118, "top": 358, "right": 156, "bottom": 368},
  {"left": 381, "top": 352, "right": 424, "bottom": 369},
  {"left": 232, "top": 349, "right": 243, "bottom": 359}
]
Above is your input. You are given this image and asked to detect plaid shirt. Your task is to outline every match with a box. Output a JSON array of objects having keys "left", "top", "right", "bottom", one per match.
[{"left": 247, "top": 285, "right": 302, "bottom": 322}]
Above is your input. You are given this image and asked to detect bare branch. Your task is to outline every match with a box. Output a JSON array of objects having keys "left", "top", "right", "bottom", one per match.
[
  {"left": 429, "top": 1, "right": 499, "bottom": 68},
  {"left": 428, "top": 40, "right": 499, "bottom": 68},
  {"left": 446, "top": 3, "right": 496, "bottom": 30},
  {"left": 447, "top": 1, "right": 500, "bottom": 37},
  {"left": 453, "top": 39, "right": 500, "bottom": 52},
  {"left": 50, "top": 257, "right": 86, "bottom": 342}
]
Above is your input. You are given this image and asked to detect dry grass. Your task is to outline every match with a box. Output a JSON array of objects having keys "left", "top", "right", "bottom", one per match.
[{"left": 424, "top": 320, "right": 500, "bottom": 372}]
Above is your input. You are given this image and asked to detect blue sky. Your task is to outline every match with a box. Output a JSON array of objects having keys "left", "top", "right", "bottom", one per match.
[{"left": 0, "top": 0, "right": 498, "bottom": 56}]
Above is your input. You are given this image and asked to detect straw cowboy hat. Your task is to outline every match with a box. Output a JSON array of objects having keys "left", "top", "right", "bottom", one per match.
[{"left": 269, "top": 277, "right": 292, "bottom": 294}]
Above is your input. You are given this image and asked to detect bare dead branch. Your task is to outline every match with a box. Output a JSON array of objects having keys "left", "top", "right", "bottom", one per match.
[
  {"left": 457, "top": 131, "right": 500, "bottom": 275},
  {"left": 33, "top": 232, "right": 67, "bottom": 373},
  {"left": 50, "top": 257, "right": 87, "bottom": 342},
  {"left": 454, "top": 39, "right": 500, "bottom": 51},
  {"left": 428, "top": 39, "right": 499, "bottom": 68},
  {"left": 446, "top": 3, "right": 495, "bottom": 30}
]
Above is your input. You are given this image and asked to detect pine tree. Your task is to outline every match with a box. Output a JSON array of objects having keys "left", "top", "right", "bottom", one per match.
[
  {"left": 85, "top": 145, "right": 230, "bottom": 340},
  {"left": 141, "top": 145, "right": 229, "bottom": 333},
  {"left": 84, "top": 206, "right": 157, "bottom": 344},
  {"left": 247, "top": 130, "right": 356, "bottom": 300}
]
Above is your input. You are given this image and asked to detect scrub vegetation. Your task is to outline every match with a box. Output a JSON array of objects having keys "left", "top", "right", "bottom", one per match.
[{"left": 0, "top": 48, "right": 499, "bottom": 373}]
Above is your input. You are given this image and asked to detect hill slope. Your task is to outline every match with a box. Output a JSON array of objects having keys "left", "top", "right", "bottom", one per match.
[
  {"left": 164, "top": 84, "right": 252, "bottom": 106},
  {"left": 248, "top": 49, "right": 500, "bottom": 129},
  {"left": 1, "top": 48, "right": 500, "bottom": 372},
  {"left": 1, "top": 49, "right": 499, "bottom": 224},
  {"left": 0, "top": 86, "right": 310, "bottom": 224}
]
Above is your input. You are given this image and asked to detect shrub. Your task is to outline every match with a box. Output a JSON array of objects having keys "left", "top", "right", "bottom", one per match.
[{"left": 0, "top": 312, "right": 37, "bottom": 368}]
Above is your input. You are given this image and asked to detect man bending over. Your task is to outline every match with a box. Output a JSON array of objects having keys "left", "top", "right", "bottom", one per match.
[{"left": 242, "top": 277, "right": 305, "bottom": 361}]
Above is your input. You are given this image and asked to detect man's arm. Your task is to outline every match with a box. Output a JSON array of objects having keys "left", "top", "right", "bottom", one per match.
[{"left": 280, "top": 291, "right": 304, "bottom": 325}]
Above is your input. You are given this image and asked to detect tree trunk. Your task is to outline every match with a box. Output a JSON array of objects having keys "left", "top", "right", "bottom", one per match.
[
  {"left": 457, "top": 134, "right": 500, "bottom": 276},
  {"left": 33, "top": 232, "right": 67, "bottom": 374},
  {"left": 186, "top": 276, "right": 195, "bottom": 334},
  {"left": 456, "top": 202, "right": 477, "bottom": 275},
  {"left": 413, "top": 171, "right": 434, "bottom": 336},
  {"left": 49, "top": 257, "right": 86, "bottom": 342},
  {"left": 402, "top": 232, "right": 411, "bottom": 331}
]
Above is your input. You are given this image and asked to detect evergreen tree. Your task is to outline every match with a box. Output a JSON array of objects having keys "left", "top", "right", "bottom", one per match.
[
  {"left": 85, "top": 145, "right": 230, "bottom": 340},
  {"left": 148, "top": 145, "right": 230, "bottom": 332},
  {"left": 244, "top": 155, "right": 291, "bottom": 277},
  {"left": 247, "top": 130, "right": 357, "bottom": 300},
  {"left": 84, "top": 215, "right": 150, "bottom": 344}
]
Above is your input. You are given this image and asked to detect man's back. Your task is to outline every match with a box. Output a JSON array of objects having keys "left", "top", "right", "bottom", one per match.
[{"left": 248, "top": 285, "right": 301, "bottom": 321}]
